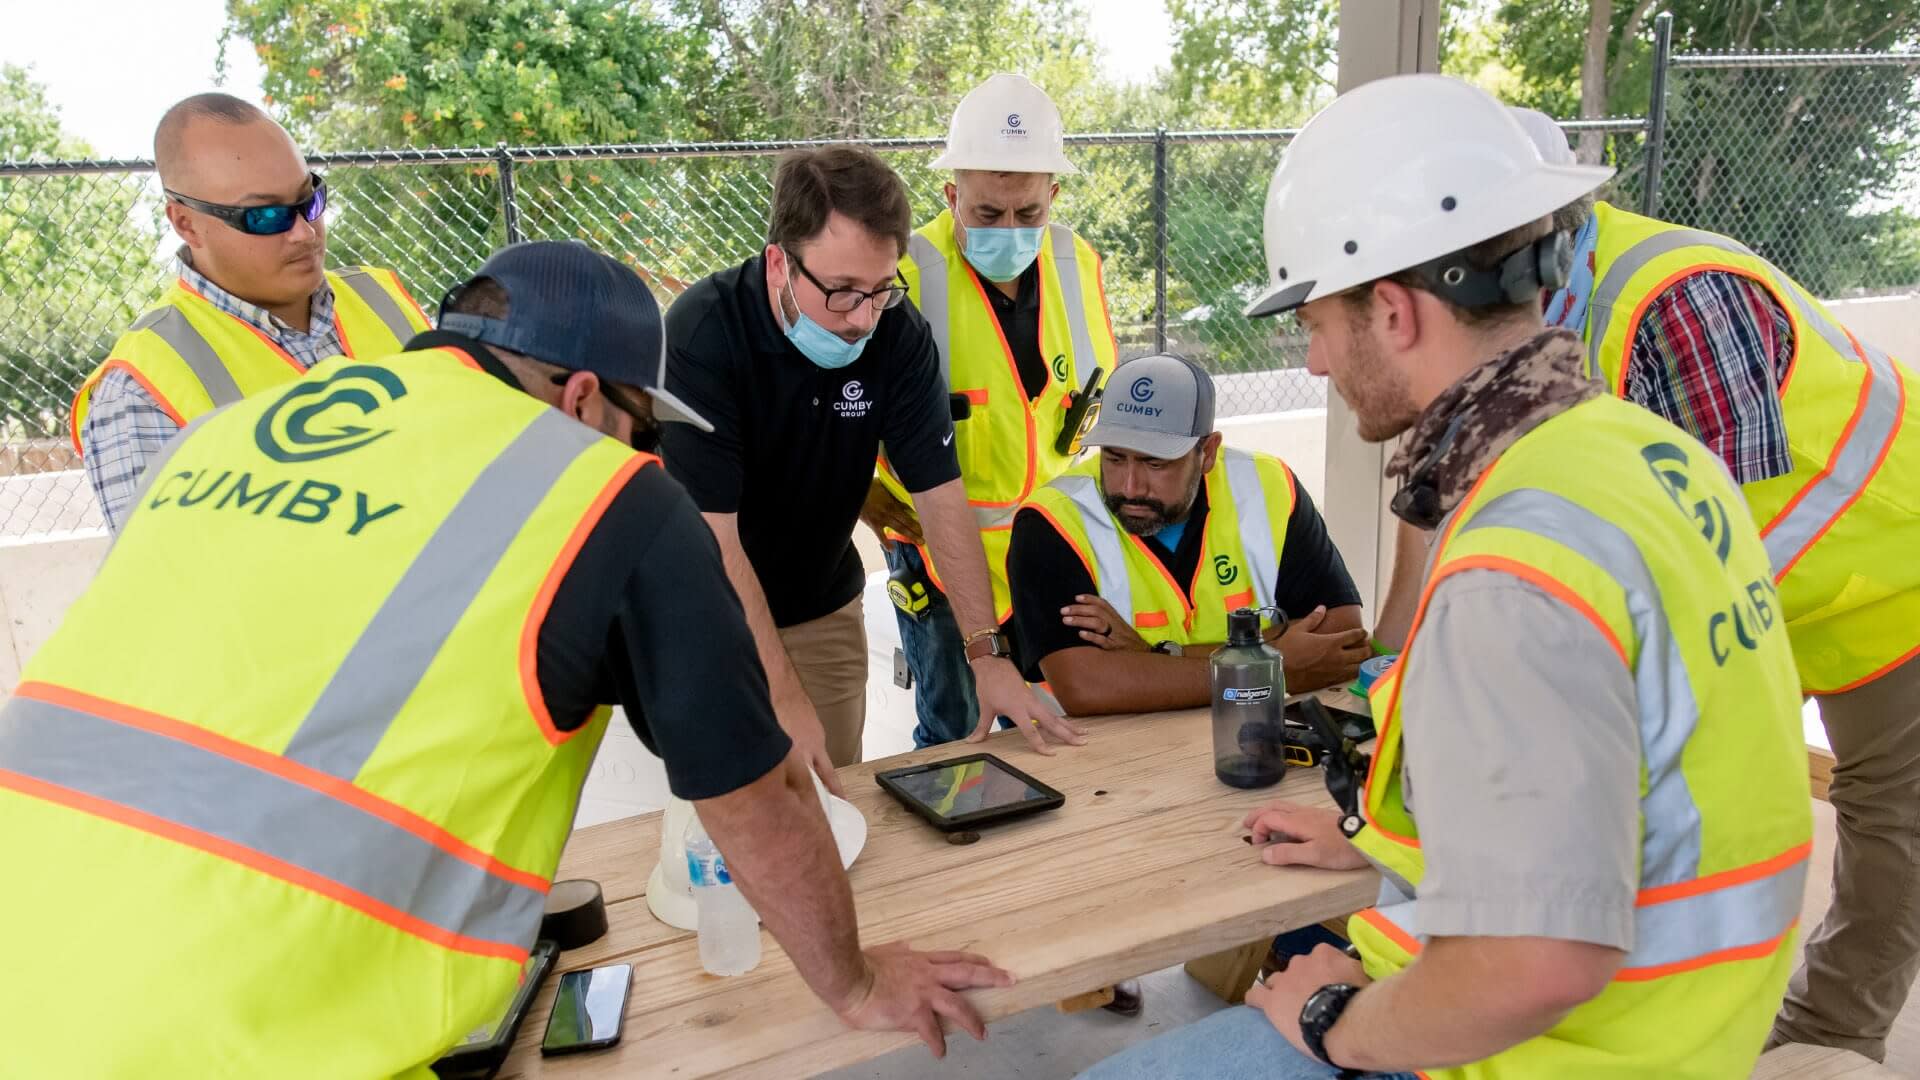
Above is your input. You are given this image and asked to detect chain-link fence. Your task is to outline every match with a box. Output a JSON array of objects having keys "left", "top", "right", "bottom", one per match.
[{"left": 2, "top": 41, "right": 1914, "bottom": 541}]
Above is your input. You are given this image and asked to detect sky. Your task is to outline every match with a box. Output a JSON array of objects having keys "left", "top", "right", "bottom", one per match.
[{"left": 2, "top": 0, "right": 1174, "bottom": 159}]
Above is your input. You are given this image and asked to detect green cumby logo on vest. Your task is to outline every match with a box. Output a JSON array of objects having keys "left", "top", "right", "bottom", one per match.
[
  {"left": 143, "top": 367, "right": 408, "bottom": 538},
  {"left": 255, "top": 366, "right": 409, "bottom": 462},
  {"left": 1213, "top": 554, "right": 1239, "bottom": 586}
]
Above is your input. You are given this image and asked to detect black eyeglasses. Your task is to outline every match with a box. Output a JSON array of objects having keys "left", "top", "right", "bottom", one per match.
[
  {"left": 786, "top": 250, "right": 909, "bottom": 313},
  {"left": 166, "top": 172, "right": 328, "bottom": 236},
  {"left": 550, "top": 373, "right": 660, "bottom": 452}
]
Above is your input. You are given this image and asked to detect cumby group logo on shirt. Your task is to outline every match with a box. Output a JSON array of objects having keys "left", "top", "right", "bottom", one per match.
[
  {"left": 1115, "top": 375, "right": 1163, "bottom": 418},
  {"left": 835, "top": 379, "right": 874, "bottom": 418}
]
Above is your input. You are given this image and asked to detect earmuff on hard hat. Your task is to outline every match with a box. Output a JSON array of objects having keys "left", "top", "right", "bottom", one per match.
[{"left": 1405, "top": 229, "right": 1575, "bottom": 311}]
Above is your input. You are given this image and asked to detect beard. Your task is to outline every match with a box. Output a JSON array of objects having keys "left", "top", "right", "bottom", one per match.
[
  {"left": 1333, "top": 309, "right": 1420, "bottom": 443},
  {"left": 1103, "top": 469, "right": 1203, "bottom": 537}
]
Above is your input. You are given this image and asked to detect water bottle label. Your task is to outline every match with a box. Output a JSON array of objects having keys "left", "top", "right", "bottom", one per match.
[
  {"left": 687, "top": 850, "right": 734, "bottom": 887},
  {"left": 1221, "top": 686, "right": 1273, "bottom": 703}
]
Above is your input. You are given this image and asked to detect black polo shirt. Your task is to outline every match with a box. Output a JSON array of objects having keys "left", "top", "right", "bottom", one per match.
[
  {"left": 404, "top": 330, "right": 790, "bottom": 801},
  {"left": 1005, "top": 470, "right": 1362, "bottom": 677},
  {"left": 660, "top": 255, "right": 960, "bottom": 627},
  {"left": 978, "top": 261, "right": 1047, "bottom": 400}
]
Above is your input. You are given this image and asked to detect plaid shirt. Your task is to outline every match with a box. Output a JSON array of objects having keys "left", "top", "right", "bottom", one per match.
[
  {"left": 1556, "top": 223, "right": 1795, "bottom": 485},
  {"left": 82, "top": 252, "right": 341, "bottom": 531}
]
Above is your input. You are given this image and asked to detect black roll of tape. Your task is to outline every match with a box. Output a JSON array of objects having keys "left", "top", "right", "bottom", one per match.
[{"left": 541, "top": 878, "right": 608, "bottom": 950}]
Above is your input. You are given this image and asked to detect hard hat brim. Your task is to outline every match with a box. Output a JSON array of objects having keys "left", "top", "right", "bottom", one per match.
[{"left": 930, "top": 147, "right": 1080, "bottom": 175}]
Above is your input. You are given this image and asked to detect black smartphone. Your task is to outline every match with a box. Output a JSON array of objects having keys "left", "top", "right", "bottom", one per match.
[
  {"left": 1285, "top": 698, "right": 1374, "bottom": 742},
  {"left": 875, "top": 752, "right": 1065, "bottom": 832},
  {"left": 539, "top": 963, "right": 633, "bottom": 1057},
  {"left": 432, "top": 940, "right": 558, "bottom": 1079}
]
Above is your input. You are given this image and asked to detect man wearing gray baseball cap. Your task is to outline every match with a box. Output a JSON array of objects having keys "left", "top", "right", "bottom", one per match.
[
  {"left": 1, "top": 239, "right": 1011, "bottom": 1074},
  {"left": 1006, "top": 352, "right": 1369, "bottom": 716}
]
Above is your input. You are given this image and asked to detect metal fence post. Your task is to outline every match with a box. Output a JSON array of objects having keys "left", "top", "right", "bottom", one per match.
[
  {"left": 1152, "top": 128, "right": 1169, "bottom": 354},
  {"left": 496, "top": 141, "right": 522, "bottom": 244},
  {"left": 1642, "top": 12, "right": 1675, "bottom": 217}
]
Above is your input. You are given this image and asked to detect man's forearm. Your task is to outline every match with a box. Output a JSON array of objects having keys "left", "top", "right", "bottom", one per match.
[
  {"left": 696, "top": 751, "right": 867, "bottom": 1009},
  {"left": 701, "top": 511, "right": 812, "bottom": 710},
  {"left": 913, "top": 479, "right": 1001, "bottom": 633},
  {"left": 1325, "top": 937, "right": 1617, "bottom": 1072},
  {"left": 1039, "top": 648, "right": 1210, "bottom": 715}
]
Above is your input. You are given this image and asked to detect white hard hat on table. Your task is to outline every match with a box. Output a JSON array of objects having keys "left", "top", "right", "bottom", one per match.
[
  {"left": 1244, "top": 74, "right": 1613, "bottom": 318},
  {"left": 931, "top": 73, "right": 1079, "bottom": 175}
]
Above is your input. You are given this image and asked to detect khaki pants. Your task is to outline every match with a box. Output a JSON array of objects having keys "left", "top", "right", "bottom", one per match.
[
  {"left": 1773, "top": 653, "right": 1920, "bottom": 1062},
  {"left": 777, "top": 596, "right": 869, "bottom": 767}
]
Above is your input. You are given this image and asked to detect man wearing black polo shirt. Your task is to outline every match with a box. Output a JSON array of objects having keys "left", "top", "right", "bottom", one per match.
[
  {"left": 662, "top": 146, "right": 1077, "bottom": 773},
  {"left": 1008, "top": 354, "right": 1370, "bottom": 716}
]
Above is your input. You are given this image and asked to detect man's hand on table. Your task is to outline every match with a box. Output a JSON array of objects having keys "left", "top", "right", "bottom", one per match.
[
  {"left": 776, "top": 689, "right": 846, "bottom": 797},
  {"left": 1244, "top": 801, "right": 1369, "bottom": 870},
  {"left": 1271, "top": 606, "right": 1371, "bottom": 691},
  {"left": 965, "top": 656, "right": 1086, "bottom": 754},
  {"left": 832, "top": 939, "right": 1016, "bottom": 1058},
  {"left": 1246, "top": 942, "right": 1371, "bottom": 1061}
]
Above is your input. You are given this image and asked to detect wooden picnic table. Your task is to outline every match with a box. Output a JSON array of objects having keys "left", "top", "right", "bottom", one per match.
[{"left": 497, "top": 692, "right": 1380, "bottom": 1079}]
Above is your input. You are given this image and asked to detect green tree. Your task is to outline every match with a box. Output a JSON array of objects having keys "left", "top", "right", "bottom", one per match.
[{"left": 0, "top": 65, "right": 166, "bottom": 444}]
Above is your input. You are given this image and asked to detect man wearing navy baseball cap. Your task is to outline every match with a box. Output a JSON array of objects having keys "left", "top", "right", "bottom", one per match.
[
  {"left": 1007, "top": 352, "right": 1368, "bottom": 716},
  {"left": 1, "top": 239, "right": 1012, "bottom": 1075}
]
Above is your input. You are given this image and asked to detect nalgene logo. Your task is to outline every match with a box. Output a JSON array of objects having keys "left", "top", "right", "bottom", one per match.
[{"left": 1222, "top": 686, "right": 1272, "bottom": 703}]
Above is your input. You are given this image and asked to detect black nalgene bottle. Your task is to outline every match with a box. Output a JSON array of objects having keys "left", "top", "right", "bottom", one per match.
[{"left": 1211, "top": 608, "right": 1286, "bottom": 789}]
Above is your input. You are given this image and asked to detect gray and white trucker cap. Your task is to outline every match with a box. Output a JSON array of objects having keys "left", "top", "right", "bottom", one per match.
[{"left": 1079, "top": 352, "right": 1216, "bottom": 460}]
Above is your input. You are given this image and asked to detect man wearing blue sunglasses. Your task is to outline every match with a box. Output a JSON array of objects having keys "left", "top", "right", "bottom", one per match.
[{"left": 71, "top": 92, "right": 430, "bottom": 532}]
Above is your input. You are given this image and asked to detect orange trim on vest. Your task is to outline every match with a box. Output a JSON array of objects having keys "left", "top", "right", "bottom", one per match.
[
  {"left": 384, "top": 269, "right": 434, "bottom": 327},
  {"left": 1614, "top": 923, "right": 1798, "bottom": 983},
  {"left": 1127, "top": 531, "right": 1197, "bottom": 630},
  {"left": 958, "top": 387, "right": 989, "bottom": 406},
  {"left": 332, "top": 307, "right": 356, "bottom": 360},
  {"left": 12, "top": 681, "right": 552, "bottom": 892},
  {"left": 960, "top": 265, "right": 1038, "bottom": 509},
  {"left": 70, "top": 359, "right": 187, "bottom": 455},
  {"left": 1636, "top": 841, "right": 1811, "bottom": 907},
  {"left": 1818, "top": 636, "right": 1920, "bottom": 696},
  {"left": 1356, "top": 907, "right": 1420, "bottom": 954},
  {"left": 0, "top": 764, "right": 529, "bottom": 963},
  {"left": 1435, "top": 555, "right": 1629, "bottom": 666},
  {"left": 1764, "top": 348, "right": 1907, "bottom": 582},
  {"left": 1223, "top": 589, "right": 1255, "bottom": 610},
  {"left": 175, "top": 278, "right": 307, "bottom": 374},
  {"left": 1619, "top": 262, "right": 1804, "bottom": 398},
  {"left": 1134, "top": 610, "right": 1170, "bottom": 629},
  {"left": 523, "top": 454, "right": 655, "bottom": 746},
  {"left": 1025, "top": 504, "right": 1099, "bottom": 586}
]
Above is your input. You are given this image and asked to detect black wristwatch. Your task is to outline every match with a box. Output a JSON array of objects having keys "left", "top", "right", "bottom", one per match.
[
  {"left": 1151, "top": 640, "right": 1184, "bottom": 657},
  {"left": 1299, "top": 982, "right": 1364, "bottom": 1073}
]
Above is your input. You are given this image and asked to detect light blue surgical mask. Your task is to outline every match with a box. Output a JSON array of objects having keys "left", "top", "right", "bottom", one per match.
[
  {"left": 780, "top": 273, "right": 872, "bottom": 369},
  {"left": 963, "top": 225, "right": 1045, "bottom": 282}
]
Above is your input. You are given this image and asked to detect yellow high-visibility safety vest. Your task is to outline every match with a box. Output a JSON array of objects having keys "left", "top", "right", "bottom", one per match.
[
  {"left": 1356, "top": 395, "right": 1811, "bottom": 1078},
  {"left": 884, "top": 211, "right": 1118, "bottom": 620},
  {"left": 71, "top": 265, "right": 431, "bottom": 450},
  {"left": 1019, "top": 448, "right": 1295, "bottom": 646},
  {"left": 1583, "top": 202, "right": 1920, "bottom": 693},
  {"left": 4, "top": 346, "right": 641, "bottom": 1077}
]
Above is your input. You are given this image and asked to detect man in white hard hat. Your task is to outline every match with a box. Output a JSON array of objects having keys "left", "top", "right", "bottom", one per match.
[
  {"left": 1080, "top": 74, "right": 1810, "bottom": 1080},
  {"left": 860, "top": 73, "right": 1118, "bottom": 750}
]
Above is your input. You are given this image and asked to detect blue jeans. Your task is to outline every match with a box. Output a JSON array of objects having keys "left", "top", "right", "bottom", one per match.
[
  {"left": 1077, "top": 1005, "right": 1418, "bottom": 1080},
  {"left": 885, "top": 542, "right": 979, "bottom": 748}
]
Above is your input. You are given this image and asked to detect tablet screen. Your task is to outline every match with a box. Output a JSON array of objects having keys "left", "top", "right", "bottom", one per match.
[{"left": 891, "top": 758, "right": 1054, "bottom": 818}]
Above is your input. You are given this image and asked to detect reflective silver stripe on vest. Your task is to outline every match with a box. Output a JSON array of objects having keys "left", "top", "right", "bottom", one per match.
[
  {"left": 907, "top": 235, "right": 952, "bottom": 382},
  {"left": 1457, "top": 488, "right": 1704, "bottom": 888},
  {"left": 1764, "top": 335, "right": 1904, "bottom": 576},
  {"left": 282, "top": 409, "right": 603, "bottom": 780},
  {"left": 131, "top": 305, "right": 244, "bottom": 407},
  {"left": 1048, "top": 223, "right": 1098, "bottom": 382},
  {"left": 1221, "top": 448, "right": 1279, "bottom": 609},
  {"left": 0, "top": 693, "right": 543, "bottom": 953},
  {"left": 1050, "top": 472, "right": 1131, "bottom": 620},
  {"left": 335, "top": 267, "right": 421, "bottom": 343},
  {"left": 974, "top": 503, "right": 1017, "bottom": 530},
  {"left": 1622, "top": 852, "right": 1807, "bottom": 975},
  {"left": 1586, "top": 228, "right": 1905, "bottom": 577}
]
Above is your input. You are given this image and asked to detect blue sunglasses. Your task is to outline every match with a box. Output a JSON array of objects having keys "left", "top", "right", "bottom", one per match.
[{"left": 165, "top": 173, "right": 328, "bottom": 236}]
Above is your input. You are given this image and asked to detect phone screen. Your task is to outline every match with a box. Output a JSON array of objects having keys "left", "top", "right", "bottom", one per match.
[
  {"left": 892, "top": 757, "right": 1053, "bottom": 819},
  {"left": 541, "top": 964, "right": 632, "bottom": 1052}
]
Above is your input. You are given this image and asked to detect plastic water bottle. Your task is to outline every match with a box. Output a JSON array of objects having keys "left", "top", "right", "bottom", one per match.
[
  {"left": 1211, "top": 607, "right": 1288, "bottom": 789},
  {"left": 684, "top": 813, "right": 761, "bottom": 976}
]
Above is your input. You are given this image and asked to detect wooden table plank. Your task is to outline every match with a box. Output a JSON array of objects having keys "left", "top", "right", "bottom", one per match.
[{"left": 499, "top": 697, "right": 1377, "bottom": 1079}]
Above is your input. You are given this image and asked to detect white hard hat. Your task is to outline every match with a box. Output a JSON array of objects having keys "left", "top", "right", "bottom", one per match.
[
  {"left": 1508, "top": 106, "right": 1577, "bottom": 166},
  {"left": 930, "top": 73, "right": 1079, "bottom": 175},
  {"left": 1245, "top": 74, "right": 1612, "bottom": 318}
]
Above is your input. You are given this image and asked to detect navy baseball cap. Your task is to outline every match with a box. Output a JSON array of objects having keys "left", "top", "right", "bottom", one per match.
[{"left": 437, "top": 240, "right": 712, "bottom": 431}]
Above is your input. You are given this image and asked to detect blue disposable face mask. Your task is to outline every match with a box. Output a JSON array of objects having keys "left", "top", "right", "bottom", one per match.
[
  {"left": 780, "top": 272, "right": 873, "bottom": 370},
  {"left": 963, "top": 225, "right": 1045, "bottom": 282}
]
